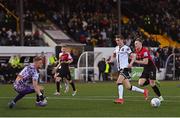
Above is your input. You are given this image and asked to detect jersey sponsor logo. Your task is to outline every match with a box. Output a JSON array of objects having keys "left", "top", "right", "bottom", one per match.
[
  {"left": 143, "top": 52, "right": 148, "bottom": 57},
  {"left": 121, "top": 48, "right": 124, "bottom": 51}
]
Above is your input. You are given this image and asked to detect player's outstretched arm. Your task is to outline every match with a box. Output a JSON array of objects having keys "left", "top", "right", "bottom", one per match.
[{"left": 32, "top": 79, "right": 42, "bottom": 95}]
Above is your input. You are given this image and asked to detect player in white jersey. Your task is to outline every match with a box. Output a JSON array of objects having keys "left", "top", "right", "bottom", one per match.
[{"left": 109, "top": 35, "right": 148, "bottom": 104}]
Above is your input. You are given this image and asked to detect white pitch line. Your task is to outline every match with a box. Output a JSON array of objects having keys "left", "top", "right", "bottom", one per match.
[
  {"left": 0, "top": 96, "right": 180, "bottom": 103},
  {"left": 1, "top": 95, "right": 180, "bottom": 98},
  {"left": 77, "top": 96, "right": 180, "bottom": 98}
]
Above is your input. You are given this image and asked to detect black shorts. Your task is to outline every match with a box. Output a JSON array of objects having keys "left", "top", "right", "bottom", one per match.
[
  {"left": 119, "top": 68, "right": 131, "bottom": 79},
  {"left": 140, "top": 68, "right": 156, "bottom": 80},
  {"left": 57, "top": 68, "right": 71, "bottom": 80}
]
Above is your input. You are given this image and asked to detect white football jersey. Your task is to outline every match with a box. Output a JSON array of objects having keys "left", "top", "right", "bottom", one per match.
[{"left": 113, "top": 45, "right": 132, "bottom": 70}]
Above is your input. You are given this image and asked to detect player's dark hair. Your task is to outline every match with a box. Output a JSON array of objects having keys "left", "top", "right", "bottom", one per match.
[
  {"left": 135, "top": 38, "right": 143, "bottom": 43},
  {"left": 115, "top": 35, "right": 124, "bottom": 40},
  {"left": 33, "top": 56, "right": 43, "bottom": 62}
]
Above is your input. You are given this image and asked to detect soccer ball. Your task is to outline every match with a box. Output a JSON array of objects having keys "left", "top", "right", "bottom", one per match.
[{"left": 150, "top": 98, "right": 161, "bottom": 108}]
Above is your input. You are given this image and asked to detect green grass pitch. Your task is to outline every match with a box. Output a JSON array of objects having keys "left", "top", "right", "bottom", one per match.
[{"left": 0, "top": 81, "right": 180, "bottom": 117}]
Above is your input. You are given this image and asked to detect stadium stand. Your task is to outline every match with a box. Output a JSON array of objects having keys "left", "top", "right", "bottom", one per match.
[{"left": 0, "top": 0, "right": 179, "bottom": 47}]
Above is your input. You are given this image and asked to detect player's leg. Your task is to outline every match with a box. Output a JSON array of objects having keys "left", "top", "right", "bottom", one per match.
[
  {"left": 9, "top": 86, "right": 35, "bottom": 108},
  {"left": 150, "top": 80, "right": 164, "bottom": 101},
  {"left": 114, "top": 74, "right": 125, "bottom": 104},
  {"left": 137, "top": 70, "right": 150, "bottom": 100},
  {"left": 149, "top": 71, "right": 164, "bottom": 101},
  {"left": 68, "top": 78, "right": 77, "bottom": 96},
  {"left": 69, "top": 80, "right": 77, "bottom": 96},
  {"left": 54, "top": 76, "right": 61, "bottom": 95},
  {"left": 64, "top": 71, "right": 71, "bottom": 93},
  {"left": 98, "top": 71, "right": 102, "bottom": 81},
  {"left": 138, "top": 70, "right": 150, "bottom": 87},
  {"left": 124, "top": 79, "right": 144, "bottom": 93},
  {"left": 138, "top": 78, "right": 149, "bottom": 86},
  {"left": 36, "top": 86, "right": 46, "bottom": 102},
  {"left": 123, "top": 78, "right": 148, "bottom": 100},
  {"left": 64, "top": 79, "right": 69, "bottom": 93},
  {"left": 121, "top": 68, "right": 147, "bottom": 95},
  {"left": 66, "top": 70, "right": 77, "bottom": 96},
  {"left": 36, "top": 86, "right": 47, "bottom": 107}
]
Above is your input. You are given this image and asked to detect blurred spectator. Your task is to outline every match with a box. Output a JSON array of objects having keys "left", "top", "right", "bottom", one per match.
[
  {"left": 104, "top": 58, "right": 111, "bottom": 81},
  {"left": 2, "top": 0, "right": 176, "bottom": 47},
  {"left": 154, "top": 51, "right": 161, "bottom": 73},
  {"left": 175, "top": 56, "right": 180, "bottom": 80},
  {"left": 8, "top": 54, "right": 23, "bottom": 82},
  {"left": 47, "top": 53, "right": 57, "bottom": 82},
  {"left": 97, "top": 58, "right": 106, "bottom": 81},
  {"left": 48, "top": 53, "right": 57, "bottom": 65}
]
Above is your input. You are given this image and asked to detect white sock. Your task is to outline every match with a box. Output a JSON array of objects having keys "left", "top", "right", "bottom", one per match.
[
  {"left": 131, "top": 86, "right": 144, "bottom": 93},
  {"left": 118, "top": 84, "right": 123, "bottom": 99},
  {"left": 65, "top": 83, "right": 67, "bottom": 87}
]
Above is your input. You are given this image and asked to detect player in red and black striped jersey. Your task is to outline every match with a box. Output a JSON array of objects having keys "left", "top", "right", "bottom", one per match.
[
  {"left": 54, "top": 46, "right": 77, "bottom": 96},
  {"left": 133, "top": 39, "right": 164, "bottom": 102}
]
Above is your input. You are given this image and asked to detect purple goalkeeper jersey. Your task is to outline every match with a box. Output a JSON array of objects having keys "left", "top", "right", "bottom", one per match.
[
  {"left": 18, "top": 64, "right": 39, "bottom": 83},
  {"left": 13, "top": 64, "right": 39, "bottom": 92}
]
